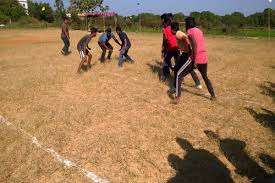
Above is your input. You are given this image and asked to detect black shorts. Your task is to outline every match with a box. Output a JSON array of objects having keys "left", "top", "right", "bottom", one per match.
[{"left": 98, "top": 42, "right": 113, "bottom": 50}]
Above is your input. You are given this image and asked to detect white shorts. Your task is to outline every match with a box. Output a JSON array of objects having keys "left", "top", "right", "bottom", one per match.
[{"left": 79, "top": 50, "right": 86, "bottom": 60}]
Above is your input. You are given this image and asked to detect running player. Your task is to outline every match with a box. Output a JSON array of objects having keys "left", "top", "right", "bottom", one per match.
[
  {"left": 161, "top": 17, "right": 178, "bottom": 81},
  {"left": 186, "top": 17, "right": 216, "bottom": 101}
]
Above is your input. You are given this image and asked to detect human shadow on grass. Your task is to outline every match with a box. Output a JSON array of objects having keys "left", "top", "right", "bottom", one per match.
[
  {"left": 81, "top": 63, "right": 97, "bottom": 72},
  {"left": 167, "top": 138, "right": 234, "bottom": 183},
  {"left": 245, "top": 107, "right": 275, "bottom": 131},
  {"left": 148, "top": 60, "right": 209, "bottom": 101},
  {"left": 147, "top": 59, "right": 174, "bottom": 88},
  {"left": 260, "top": 81, "right": 275, "bottom": 101},
  {"left": 259, "top": 153, "right": 275, "bottom": 171},
  {"left": 205, "top": 130, "right": 273, "bottom": 183}
]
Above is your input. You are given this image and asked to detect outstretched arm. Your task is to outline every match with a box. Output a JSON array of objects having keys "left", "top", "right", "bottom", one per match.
[
  {"left": 102, "top": 42, "right": 112, "bottom": 51},
  {"left": 113, "top": 37, "right": 122, "bottom": 46}
]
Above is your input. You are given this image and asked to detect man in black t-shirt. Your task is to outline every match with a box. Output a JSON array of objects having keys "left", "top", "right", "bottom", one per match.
[
  {"left": 116, "top": 26, "right": 134, "bottom": 67},
  {"left": 61, "top": 17, "right": 70, "bottom": 55}
]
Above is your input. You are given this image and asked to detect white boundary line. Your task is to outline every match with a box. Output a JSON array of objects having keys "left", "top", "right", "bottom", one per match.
[{"left": 0, "top": 115, "right": 109, "bottom": 183}]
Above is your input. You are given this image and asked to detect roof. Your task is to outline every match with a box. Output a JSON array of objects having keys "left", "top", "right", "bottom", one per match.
[{"left": 78, "top": 12, "right": 117, "bottom": 18}]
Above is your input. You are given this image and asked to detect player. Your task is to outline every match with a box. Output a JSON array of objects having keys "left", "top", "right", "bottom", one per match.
[
  {"left": 98, "top": 28, "right": 121, "bottom": 63},
  {"left": 186, "top": 17, "right": 216, "bottom": 101},
  {"left": 161, "top": 17, "right": 178, "bottom": 81},
  {"left": 76, "top": 27, "right": 98, "bottom": 73},
  {"left": 61, "top": 17, "right": 70, "bottom": 55},
  {"left": 116, "top": 26, "right": 134, "bottom": 67}
]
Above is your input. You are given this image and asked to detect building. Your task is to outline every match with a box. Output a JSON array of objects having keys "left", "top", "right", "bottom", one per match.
[{"left": 17, "top": 0, "right": 28, "bottom": 15}]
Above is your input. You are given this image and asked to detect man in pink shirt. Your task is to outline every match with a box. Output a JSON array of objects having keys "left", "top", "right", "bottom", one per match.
[{"left": 185, "top": 17, "right": 216, "bottom": 101}]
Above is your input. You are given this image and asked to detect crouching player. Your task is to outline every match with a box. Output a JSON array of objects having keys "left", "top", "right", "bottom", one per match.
[
  {"left": 98, "top": 28, "right": 121, "bottom": 63},
  {"left": 76, "top": 27, "right": 98, "bottom": 73},
  {"left": 116, "top": 26, "right": 134, "bottom": 67}
]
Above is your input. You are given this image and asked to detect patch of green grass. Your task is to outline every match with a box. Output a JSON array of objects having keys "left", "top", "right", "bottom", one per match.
[{"left": 205, "top": 28, "right": 275, "bottom": 38}]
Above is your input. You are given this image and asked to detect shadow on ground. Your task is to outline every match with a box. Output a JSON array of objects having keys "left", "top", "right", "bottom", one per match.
[
  {"left": 204, "top": 130, "right": 273, "bottom": 183},
  {"left": 148, "top": 60, "right": 210, "bottom": 101},
  {"left": 246, "top": 108, "right": 275, "bottom": 131},
  {"left": 260, "top": 81, "right": 275, "bottom": 101},
  {"left": 147, "top": 59, "right": 174, "bottom": 88},
  {"left": 167, "top": 137, "right": 234, "bottom": 183}
]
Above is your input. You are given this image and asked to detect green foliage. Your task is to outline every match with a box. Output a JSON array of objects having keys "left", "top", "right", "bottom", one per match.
[
  {"left": 28, "top": 1, "right": 54, "bottom": 23},
  {"left": 173, "top": 13, "right": 185, "bottom": 22},
  {"left": 138, "top": 13, "right": 160, "bottom": 28},
  {"left": 17, "top": 16, "right": 40, "bottom": 25},
  {"left": 70, "top": 10, "right": 84, "bottom": 30},
  {"left": 54, "top": 0, "right": 65, "bottom": 23},
  {"left": 70, "top": 0, "right": 103, "bottom": 13},
  {"left": 0, "top": 10, "right": 9, "bottom": 24},
  {"left": 0, "top": 0, "right": 26, "bottom": 22},
  {"left": 100, "top": 5, "right": 109, "bottom": 12},
  {"left": 223, "top": 12, "right": 245, "bottom": 28}
]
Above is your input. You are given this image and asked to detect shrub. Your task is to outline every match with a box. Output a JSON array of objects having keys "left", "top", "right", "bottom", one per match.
[{"left": 0, "top": 11, "right": 9, "bottom": 24}]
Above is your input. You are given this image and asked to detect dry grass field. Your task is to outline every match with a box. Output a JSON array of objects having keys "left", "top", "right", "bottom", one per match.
[{"left": 0, "top": 29, "right": 274, "bottom": 183}]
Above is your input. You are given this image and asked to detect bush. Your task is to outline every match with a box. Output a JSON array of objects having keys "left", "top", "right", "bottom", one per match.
[
  {"left": 222, "top": 25, "right": 239, "bottom": 34},
  {"left": 17, "top": 16, "right": 40, "bottom": 25},
  {"left": 70, "top": 12, "right": 84, "bottom": 30},
  {"left": 6, "top": 16, "right": 50, "bottom": 29},
  {"left": 0, "top": 0, "right": 26, "bottom": 22},
  {"left": 28, "top": 1, "right": 54, "bottom": 23},
  {"left": 0, "top": 11, "right": 9, "bottom": 24}
]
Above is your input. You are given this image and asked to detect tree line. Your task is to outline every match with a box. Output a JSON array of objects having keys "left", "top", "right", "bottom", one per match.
[
  {"left": 118, "top": 9, "right": 275, "bottom": 33},
  {"left": 0, "top": 0, "right": 65, "bottom": 26},
  {"left": 0, "top": 0, "right": 274, "bottom": 33}
]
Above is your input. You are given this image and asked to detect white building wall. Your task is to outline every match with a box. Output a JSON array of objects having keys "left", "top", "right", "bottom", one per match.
[{"left": 18, "top": 0, "right": 29, "bottom": 15}]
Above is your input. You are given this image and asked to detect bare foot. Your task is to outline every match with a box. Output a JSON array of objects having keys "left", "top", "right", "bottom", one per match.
[{"left": 171, "top": 97, "right": 180, "bottom": 104}]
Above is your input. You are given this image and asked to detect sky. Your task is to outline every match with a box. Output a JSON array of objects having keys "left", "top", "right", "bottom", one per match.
[{"left": 35, "top": 0, "right": 275, "bottom": 16}]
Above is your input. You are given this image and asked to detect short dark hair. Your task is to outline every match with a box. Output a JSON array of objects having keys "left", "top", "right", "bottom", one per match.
[
  {"left": 163, "top": 17, "right": 171, "bottom": 26},
  {"left": 106, "top": 28, "right": 112, "bottom": 33},
  {"left": 161, "top": 13, "right": 168, "bottom": 20},
  {"left": 64, "top": 16, "right": 69, "bottom": 21},
  {"left": 167, "top": 13, "right": 173, "bottom": 20},
  {"left": 185, "top": 17, "right": 196, "bottom": 30},
  {"left": 171, "top": 22, "right": 179, "bottom": 32},
  {"left": 90, "top": 27, "right": 98, "bottom": 33},
  {"left": 116, "top": 26, "right": 122, "bottom": 32}
]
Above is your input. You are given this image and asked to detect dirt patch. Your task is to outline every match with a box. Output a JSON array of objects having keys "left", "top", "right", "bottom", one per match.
[{"left": 0, "top": 29, "right": 274, "bottom": 183}]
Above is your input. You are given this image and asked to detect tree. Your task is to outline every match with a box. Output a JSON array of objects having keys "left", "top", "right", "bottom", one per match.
[
  {"left": 40, "top": 3, "right": 54, "bottom": 22},
  {"left": 28, "top": 1, "right": 54, "bottom": 23},
  {"left": 70, "top": 0, "right": 104, "bottom": 13},
  {"left": 54, "top": 0, "right": 65, "bottom": 22},
  {"left": 0, "top": 10, "right": 9, "bottom": 24},
  {"left": 138, "top": 13, "right": 160, "bottom": 28},
  {"left": 100, "top": 5, "right": 109, "bottom": 12},
  {"left": 223, "top": 12, "right": 245, "bottom": 28},
  {"left": 0, "top": 0, "right": 26, "bottom": 22},
  {"left": 173, "top": 12, "right": 185, "bottom": 22},
  {"left": 246, "top": 12, "right": 262, "bottom": 27},
  {"left": 199, "top": 11, "right": 222, "bottom": 29}
]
